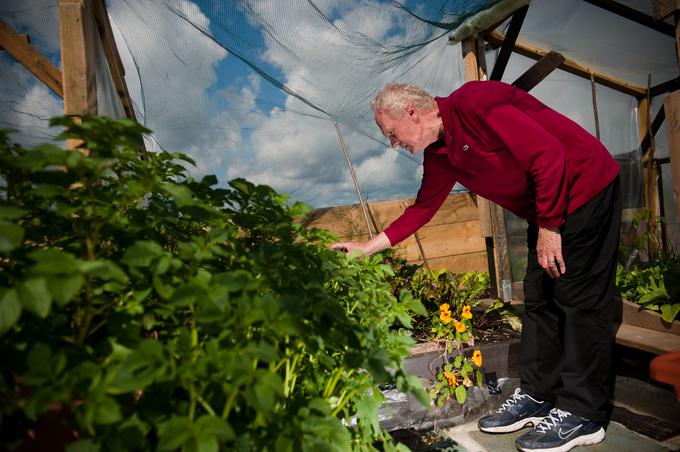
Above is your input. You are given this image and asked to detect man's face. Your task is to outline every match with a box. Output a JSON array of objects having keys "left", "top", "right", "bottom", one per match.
[{"left": 375, "top": 106, "right": 425, "bottom": 154}]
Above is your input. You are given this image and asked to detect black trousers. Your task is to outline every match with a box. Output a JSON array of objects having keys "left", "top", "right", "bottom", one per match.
[{"left": 520, "top": 176, "right": 621, "bottom": 423}]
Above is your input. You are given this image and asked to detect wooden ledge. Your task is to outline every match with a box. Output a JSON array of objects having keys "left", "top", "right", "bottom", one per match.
[{"left": 614, "top": 323, "right": 680, "bottom": 355}]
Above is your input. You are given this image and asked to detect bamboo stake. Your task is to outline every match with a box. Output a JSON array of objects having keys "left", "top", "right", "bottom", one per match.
[
  {"left": 590, "top": 72, "right": 601, "bottom": 140},
  {"left": 645, "top": 74, "right": 660, "bottom": 259},
  {"left": 401, "top": 202, "right": 430, "bottom": 270},
  {"left": 334, "top": 121, "right": 374, "bottom": 239}
]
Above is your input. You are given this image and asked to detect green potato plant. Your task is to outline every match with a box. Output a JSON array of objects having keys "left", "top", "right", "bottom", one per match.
[{"left": 0, "top": 116, "right": 428, "bottom": 451}]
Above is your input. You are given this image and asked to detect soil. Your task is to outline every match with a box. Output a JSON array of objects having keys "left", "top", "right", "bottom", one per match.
[
  {"left": 475, "top": 327, "right": 521, "bottom": 344},
  {"left": 413, "top": 327, "right": 520, "bottom": 346}
]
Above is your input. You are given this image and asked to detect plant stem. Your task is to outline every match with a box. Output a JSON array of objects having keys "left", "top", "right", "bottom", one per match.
[
  {"left": 221, "top": 388, "right": 238, "bottom": 419},
  {"left": 330, "top": 373, "right": 369, "bottom": 417}
]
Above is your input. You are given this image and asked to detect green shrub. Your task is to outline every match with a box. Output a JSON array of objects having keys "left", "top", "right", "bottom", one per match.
[{"left": 0, "top": 116, "right": 427, "bottom": 451}]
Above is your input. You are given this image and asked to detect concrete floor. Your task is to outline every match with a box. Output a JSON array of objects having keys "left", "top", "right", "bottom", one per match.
[{"left": 443, "top": 417, "right": 679, "bottom": 452}]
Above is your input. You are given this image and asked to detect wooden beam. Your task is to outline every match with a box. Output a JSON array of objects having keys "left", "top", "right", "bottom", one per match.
[
  {"left": 59, "top": 0, "right": 97, "bottom": 117},
  {"left": 650, "top": 76, "right": 680, "bottom": 98},
  {"left": 675, "top": 12, "right": 680, "bottom": 72},
  {"left": 512, "top": 51, "right": 565, "bottom": 92},
  {"left": 485, "top": 31, "right": 647, "bottom": 97},
  {"left": 664, "top": 90, "right": 680, "bottom": 224},
  {"left": 91, "top": 0, "right": 136, "bottom": 120},
  {"left": 582, "top": 0, "right": 675, "bottom": 37},
  {"left": 0, "top": 19, "right": 63, "bottom": 98},
  {"left": 652, "top": 0, "right": 680, "bottom": 21},
  {"left": 490, "top": 5, "right": 529, "bottom": 81},
  {"left": 640, "top": 106, "right": 666, "bottom": 156}
]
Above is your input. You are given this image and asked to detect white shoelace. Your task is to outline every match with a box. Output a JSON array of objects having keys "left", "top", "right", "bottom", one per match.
[
  {"left": 496, "top": 388, "right": 530, "bottom": 413},
  {"left": 534, "top": 408, "right": 570, "bottom": 433}
]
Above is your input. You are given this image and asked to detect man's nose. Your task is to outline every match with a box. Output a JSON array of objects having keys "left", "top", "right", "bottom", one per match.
[{"left": 390, "top": 136, "right": 399, "bottom": 148}]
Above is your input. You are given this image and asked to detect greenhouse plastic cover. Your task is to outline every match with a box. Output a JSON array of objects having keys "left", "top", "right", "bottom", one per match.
[{"left": 0, "top": 0, "right": 677, "bottom": 213}]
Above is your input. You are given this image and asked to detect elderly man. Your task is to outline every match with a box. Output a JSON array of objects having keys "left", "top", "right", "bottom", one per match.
[{"left": 332, "top": 81, "right": 620, "bottom": 452}]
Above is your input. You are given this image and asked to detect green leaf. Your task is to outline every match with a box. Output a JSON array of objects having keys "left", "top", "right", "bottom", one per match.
[
  {"left": 161, "top": 183, "right": 194, "bottom": 206},
  {"left": 249, "top": 371, "right": 283, "bottom": 413},
  {"left": 0, "top": 288, "right": 21, "bottom": 334},
  {"left": 454, "top": 385, "right": 467, "bottom": 404},
  {"left": 0, "top": 206, "right": 27, "bottom": 220},
  {"left": 66, "top": 439, "right": 100, "bottom": 452},
  {"left": 28, "top": 248, "right": 80, "bottom": 274},
  {"left": 201, "top": 174, "right": 218, "bottom": 186},
  {"left": 0, "top": 220, "right": 24, "bottom": 252},
  {"left": 79, "top": 259, "right": 128, "bottom": 283},
  {"left": 48, "top": 274, "right": 84, "bottom": 306},
  {"left": 195, "top": 415, "right": 234, "bottom": 441},
  {"left": 17, "top": 278, "right": 52, "bottom": 318},
  {"left": 354, "top": 392, "right": 382, "bottom": 436},
  {"left": 169, "top": 283, "right": 203, "bottom": 307},
  {"left": 93, "top": 395, "right": 123, "bottom": 425},
  {"left": 402, "top": 295, "right": 427, "bottom": 316},
  {"left": 661, "top": 303, "right": 680, "bottom": 323},
  {"left": 157, "top": 417, "right": 194, "bottom": 451},
  {"left": 394, "top": 310, "right": 412, "bottom": 328},
  {"left": 453, "top": 355, "right": 462, "bottom": 368},
  {"left": 121, "top": 241, "right": 164, "bottom": 267}
]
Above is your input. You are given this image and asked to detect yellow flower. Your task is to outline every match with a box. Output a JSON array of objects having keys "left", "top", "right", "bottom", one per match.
[
  {"left": 439, "top": 303, "right": 450, "bottom": 313},
  {"left": 443, "top": 371, "right": 456, "bottom": 386},
  {"left": 472, "top": 350, "right": 482, "bottom": 367},
  {"left": 440, "top": 310, "right": 453, "bottom": 324},
  {"left": 454, "top": 321, "right": 465, "bottom": 333},
  {"left": 461, "top": 305, "right": 472, "bottom": 320}
]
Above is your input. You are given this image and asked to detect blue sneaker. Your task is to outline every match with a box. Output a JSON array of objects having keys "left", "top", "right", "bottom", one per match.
[
  {"left": 477, "top": 388, "right": 553, "bottom": 433},
  {"left": 515, "top": 408, "right": 605, "bottom": 451}
]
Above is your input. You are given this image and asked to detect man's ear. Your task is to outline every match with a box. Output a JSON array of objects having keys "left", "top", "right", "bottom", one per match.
[{"left": 405, "top": 103, "right": 417, "bottom": 122}]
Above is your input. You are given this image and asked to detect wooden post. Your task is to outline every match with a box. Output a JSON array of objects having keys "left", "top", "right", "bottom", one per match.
[
  {"left": 59, "top": 0, "right": 98, "bottom": 122},
  {"left": 0, "top": 19, "right": 63, "bottom": 98},
  {"left": 91, "top": 0, "right": 136, "bottom": 121},
  {"left": 461, "top": 36, "right": 512, "bottom": 297},
  {"left": 638, "top": 90, "right": 661, "bottom": 259},
  {"left": 665, "top": 91, "right": 680, "bottom": 224}
]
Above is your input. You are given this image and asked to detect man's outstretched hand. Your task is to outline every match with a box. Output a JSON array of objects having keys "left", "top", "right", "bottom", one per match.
[{"left": 330, "top": 232, "right": 392, "bottom": 257}]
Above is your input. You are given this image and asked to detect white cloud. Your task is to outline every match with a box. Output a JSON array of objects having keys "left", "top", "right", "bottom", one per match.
[{"left": 108, "top": 0, "right": 228, "bottom": 152}]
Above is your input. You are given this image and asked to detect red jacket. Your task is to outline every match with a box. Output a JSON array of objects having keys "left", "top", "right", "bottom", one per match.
[{"left": 383, "top": 80, "right": 620, "bottom": 246}]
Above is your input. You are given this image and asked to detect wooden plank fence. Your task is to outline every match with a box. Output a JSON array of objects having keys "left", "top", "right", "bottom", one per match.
[{"left": 303, "top": 193, "right": 488, "bottom": 273}]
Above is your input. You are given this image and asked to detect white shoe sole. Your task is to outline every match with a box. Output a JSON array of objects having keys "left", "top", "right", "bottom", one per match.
[
  {"left": 478, "top": 416, "right": 546, "bottom": 433},
  {"left": 517, "top": 427, "right": 606, "bottom": 452}
]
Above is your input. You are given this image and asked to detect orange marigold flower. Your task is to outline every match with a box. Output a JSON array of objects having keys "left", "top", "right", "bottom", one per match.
[
  {"left": 461, "top": 305, "right": 472, "bottom": 320},
  {"left": 439, "top": 303, "right": 451, "bottom": 313},
  {"left": 440, "top": 310, "right": 453, "bottom": 323},
  {"left": 454, "top": 321, "right": 465, "bottom": 333},
  {"left": 472, "top": 350, "right": 482, "bottom": 367},
  {"left": 443, "top": 371, "right": 456, "bottom": 386}
]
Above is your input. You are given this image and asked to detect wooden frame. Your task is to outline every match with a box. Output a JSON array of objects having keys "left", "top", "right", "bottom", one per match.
[
  {"left": 584, "top": 0, "right": 675, "bottom": 37},
  {"left": 484, "top": 30, "right": 647, "bottom": 97},
  {"left": 489, "top": 5, "right": 528, "bottom": 82},
  {"left": 665, "top": 90, "right": 680, "bottom": 225},
  {"left": 0, "top": 19, "right": 63, "bottom": 98},
  {"left": 3, "top": 0, "right": 137, "bottom": 125},
  {"left": 92, "top": 0, "right": 136, "bottom": 121},
  {"left": 59, "top": 0, "right": 98, "bottom": 117},
  {"left": 511, "top": 51, "right": 565, "bottom": 92}
]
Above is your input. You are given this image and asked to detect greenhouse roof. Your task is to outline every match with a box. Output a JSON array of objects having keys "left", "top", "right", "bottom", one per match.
[{"left": 0, "top": 0, "right": 677, "bottom": 207}]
